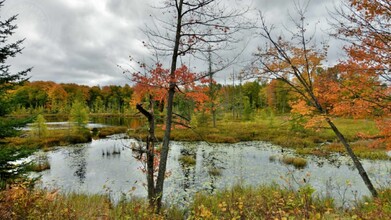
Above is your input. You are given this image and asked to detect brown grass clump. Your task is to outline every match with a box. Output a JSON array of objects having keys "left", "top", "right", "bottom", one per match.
[
  {"left": 281, "top": 156, "right": 308, "bottom": 169},
  {"left": 178, "top": 155, "right": 196, "bottom": 166}
]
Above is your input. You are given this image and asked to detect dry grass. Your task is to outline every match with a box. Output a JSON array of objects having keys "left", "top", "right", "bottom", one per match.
[
  {"left": 281, "top": 156, "right": 308, "bottom": 169},
  {"left": 178, "top": 155, "right": 196, "bottom": 166},
  {"left": 1, "top": 183, "right": 390, "bottom": 220}
]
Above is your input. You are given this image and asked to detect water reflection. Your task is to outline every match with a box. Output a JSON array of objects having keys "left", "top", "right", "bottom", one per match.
[
  {"left": 179, "top": 147, "right": 197, "bottom": 193},
  {"left": 37, "top": 135, "right": 391, "bottom": 207},
  {"left": 23, "top": 116, "right": 143, "bottom": 131},
  {"left": 44, "top": 115, "right": 137, "bottom": 126},
  {"left": 90, "top": 116, "right": 143, "bottom": 127},
  {"left": 200, "top": 146, "right": 225, "bottom": 193},
  {"left": 67, "top": 147, "right": 87, "bottom": 183}
]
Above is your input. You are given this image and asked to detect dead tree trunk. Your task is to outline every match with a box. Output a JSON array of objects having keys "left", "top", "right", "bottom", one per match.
[
  {"left": 154, "top": 0, "right": 183, "bottom": 212},
  {"left": 135, "top": 101, "right": 157, "bottom": 207},
  {"left": 140, "top": 0, "right": 252, "bottom": 212}
]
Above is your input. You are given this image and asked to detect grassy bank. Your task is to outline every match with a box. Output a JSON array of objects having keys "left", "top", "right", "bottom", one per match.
[
  {"left": 129, "top": 116, "right": 389, "bottom": 160},
  {"left": 0, "top": 125, "right": 128, "bottom": 188},
  {"left": 3, "top": 126, "right": 127, "bottom": 150},
  {"left": 1, "top": 184, "right": 390, "bottom": 219}
]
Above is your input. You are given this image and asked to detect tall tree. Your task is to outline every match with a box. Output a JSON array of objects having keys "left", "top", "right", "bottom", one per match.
[
  {"left": 254, "top": 2, "right": 378, "bottom": 197},
  {"left": 138, "top": 0, "right": 251, "bottom": 211},
  {"left": 132, "top": 63, "right": 208, "bottom": 207},
  {"left": 0, "top": 0, "right": 31, "bottom": 137},
  {"left": 331, "top": 0, "right": 390, "bottom": 83},
  {"left": 331, "top": 0, "right": 390, "bottom": 148},
  {"left": 0, "top": 0, "right": 32, "bottom": 187}
]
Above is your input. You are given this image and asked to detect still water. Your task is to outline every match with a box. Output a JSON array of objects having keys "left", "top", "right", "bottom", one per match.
[
  {"left": 24, "top": 115, "right": 140, "bottom": 130},
  {"left": 35, "top": 134, "right": 391, "bottom": 207}
]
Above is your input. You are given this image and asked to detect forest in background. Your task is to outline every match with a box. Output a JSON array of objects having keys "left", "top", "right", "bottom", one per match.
[{"left": 8, "top": 60, "right": 389, "bottom": 149}]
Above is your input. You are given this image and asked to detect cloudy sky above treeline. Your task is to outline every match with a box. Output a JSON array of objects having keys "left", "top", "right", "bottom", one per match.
[{"left": 3, "top": 0, "right": 343, "bottom": 86}]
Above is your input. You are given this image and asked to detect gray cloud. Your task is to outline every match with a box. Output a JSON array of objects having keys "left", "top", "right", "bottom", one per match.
[{"left": 3, "top": 0, "right": 344, "bottom": 86}]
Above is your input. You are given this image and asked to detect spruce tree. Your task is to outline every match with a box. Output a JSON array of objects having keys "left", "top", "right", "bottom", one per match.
[
  {"left": 0, "top": 0, "right": 33, "bottom": 188},
  {"left": 0, "top": 0, "right": 31, "bottom": 138}
]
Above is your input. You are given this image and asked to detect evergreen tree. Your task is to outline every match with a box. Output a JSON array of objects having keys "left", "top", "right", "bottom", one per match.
[
  {"left": 0, "top": 0, "right": 31, "bottom": 138},
  {"left": 0, "top": 0, "right": 33, "bottom": 188}
]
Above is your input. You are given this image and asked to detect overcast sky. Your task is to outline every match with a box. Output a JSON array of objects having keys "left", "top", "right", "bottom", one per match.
[{"left": 3, "top": 0, "right": 343, "bottom": 86}]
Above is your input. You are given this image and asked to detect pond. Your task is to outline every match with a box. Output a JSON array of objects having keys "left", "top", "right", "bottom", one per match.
[
  {"left": 45, "top": 115, "right": 140, "bottom": 127},
  {"left": 23, "top": 115, "right": 141, "bottom": 131},
  {"left": 34, "top": 134, "right": 391, "bottom": 208}
]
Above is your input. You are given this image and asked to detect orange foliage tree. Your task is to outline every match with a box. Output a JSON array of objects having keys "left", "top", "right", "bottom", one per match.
[
  {"left": 255, "top": 4, "right": 378, "bottom": 197},
  {"left": 332, "top": 0, "right": 390, "bottom": 83},
  {"left": 132, "top": 63, "right": 209, "bottom": 120},
  {"left": 331, "top": 0, "right": 390, "bottom": 148},
  {"left": 131, "top": 63, "right": 208, "bottom": 207}
]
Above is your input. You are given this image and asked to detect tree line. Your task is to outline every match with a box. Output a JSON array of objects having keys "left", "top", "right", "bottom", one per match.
[
  {"left": 8, "top": 77, "right": 304, "bottom": 117},
  {"left": 9, "top": 81, "right": 133, "bottom": 114}
]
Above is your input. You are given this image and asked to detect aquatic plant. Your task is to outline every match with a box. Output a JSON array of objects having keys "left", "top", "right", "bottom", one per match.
[
  {"left": 27, "top": 153, "right": 50, "bottom": 172},
  {"left": 281, "top": 156, "right": 308, "bottom": 169},
  {"left": 178, "top": 155, "right": 196, "bottom": 166},
  {"left": 269, "top": 155, "right": 277, "bottom": 162},
  {"left": 208, "top": 167, "right": 222, "bottom": 176}
]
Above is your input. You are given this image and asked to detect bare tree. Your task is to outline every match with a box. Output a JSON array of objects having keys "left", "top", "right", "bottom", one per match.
[
  {"left": 253, "top": 2, "right": 378, "bottom": 197},
  {"left": 136, "top": 0, "right": 253, "bottom": 211},
  {"left": 134, "top": 98, "right": 157, "bottom": 207}
]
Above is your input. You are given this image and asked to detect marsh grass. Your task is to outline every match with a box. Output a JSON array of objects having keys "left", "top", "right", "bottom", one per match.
[
  {"left": 208, "top": 167, "right": 222, "bottom": 176},
  {"left": 129, "top": 116, "right": 386, "bottom": 160},
  {"left": 178, "top": 155, "right": 196, "bottom": 166},
  {"left": 325, "top": 141, "right": 390, "bottom": 160},
  {"left": 281, "top": 156, "right": 308, "bottom": 169},
  {"left": 1, "top": 183, "right": 390, "bottom": 219},
  {"left": 27, "top": 161, "right": 50, "bottom": 172},
  {"left": 3, "top": 126, "right": 127, "bottom": 154},
  {"left": 0, "top": 184, "right": 182, "bottom": 220},
  {"left": 269, "top": 155, "right": 277, "bottom": 162},
  {"left": 4, "top": 129, "right": 92, "bottom": 149},
  {"left": 97, "top": 126, "right": 128, "bottom": 138},
  {"left": 352, "top": 188, "right": 391, "bottom": 219},
  {"left": 189, "top": 185, "right": 391, "bottom": 219},
  {"left": 26, "top": 152, "right": 51, "bottom": 172}
]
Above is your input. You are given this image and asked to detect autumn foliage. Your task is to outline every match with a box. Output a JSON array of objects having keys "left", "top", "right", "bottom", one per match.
[
  {"left": 132, "top": 63, "right": 209, "bottom": 112},
  {"left": 332, "top": 0, "right": 391, "bottom": 148}
]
